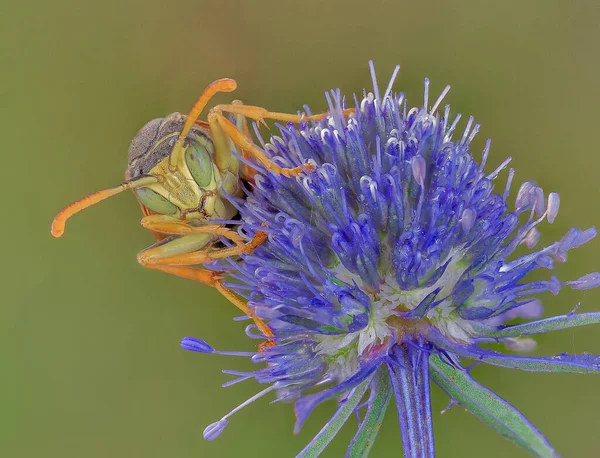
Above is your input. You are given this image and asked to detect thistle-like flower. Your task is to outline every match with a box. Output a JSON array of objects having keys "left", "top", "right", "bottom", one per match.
[{"left": 182, "top": 63, "right": 600, "bottom": 457}]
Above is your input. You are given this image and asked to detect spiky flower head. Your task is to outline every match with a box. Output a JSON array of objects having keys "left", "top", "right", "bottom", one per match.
[{"left": 183, "top": 63, "right": 600, "bottom": 457}]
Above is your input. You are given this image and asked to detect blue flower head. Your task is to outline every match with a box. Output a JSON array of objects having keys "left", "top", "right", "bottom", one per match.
[{"left": 182, "top": 63, "right": 600, "bottom": 457}]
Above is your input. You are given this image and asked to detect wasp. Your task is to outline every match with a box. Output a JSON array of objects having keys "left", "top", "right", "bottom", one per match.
[{"left": 51, "top": 78, "right": 342, "bottom": 342}]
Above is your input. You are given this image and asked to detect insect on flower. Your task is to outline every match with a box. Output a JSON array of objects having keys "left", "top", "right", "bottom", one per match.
[
  {"left": 181, "top": 63, "right": 600, "bottom": 457},
  {"left": 50, "top": 78, "right": 348, "bottom": 341}
]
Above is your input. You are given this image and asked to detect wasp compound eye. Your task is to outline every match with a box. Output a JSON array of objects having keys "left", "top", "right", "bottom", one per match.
[{"left": 185, "top": 142, "right": 213, "bottom": 188}]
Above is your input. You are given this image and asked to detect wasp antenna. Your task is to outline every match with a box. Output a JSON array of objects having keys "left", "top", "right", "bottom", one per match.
[
  {"left": 51, "top": 176, "right": 157, "bottom": 238},
  {"left": 170, "top": 78, "right": 238, "bottom": 169}
]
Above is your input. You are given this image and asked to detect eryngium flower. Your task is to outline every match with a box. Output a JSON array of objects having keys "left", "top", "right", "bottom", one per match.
[{"left": 183, "top": 63, "right": 600, "bottom": 457}]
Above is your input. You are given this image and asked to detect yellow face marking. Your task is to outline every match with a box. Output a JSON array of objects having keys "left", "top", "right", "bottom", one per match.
[{"left": 145, "top": 152, "right": 219, "bottom": 219}]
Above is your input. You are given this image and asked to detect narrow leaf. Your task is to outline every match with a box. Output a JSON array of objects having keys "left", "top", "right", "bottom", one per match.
[
  {"left": 430, "top": 355, "right": 557, "bottom": 458},
  {"left": 346, "top": 367, "right": 392, "bottom": 458},
  {"left": 471, "top": 312, "right": 600, "bottom": 338},
  {"left": 296, "top": 376, "right": 372, "bottom": 458},
  {"left": 429, "top": 328, "right": 600, "bottom": 373},
  {"left": 295, "top": 361, "right": 381, "bottom": 433}
]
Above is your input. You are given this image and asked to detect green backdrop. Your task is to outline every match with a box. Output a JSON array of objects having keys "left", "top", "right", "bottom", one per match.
[{"left": 3, "top": 1, "right": 600, "bottom": 456}]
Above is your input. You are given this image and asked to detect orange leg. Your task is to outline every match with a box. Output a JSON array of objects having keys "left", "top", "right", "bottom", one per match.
[
  {"left": 137, "top": 216, "right": 272, "bottom": 340},
  {"left": 173, "top": 78, "right": 309, "bottom": 177},
  {"left": 209, "top": 111, "right": 315, "bottom": 177},
  {"left": 231, "top": 100, "right": 256, "bottom": 181},
  {"left": 138, "top": 215, "right": 267, "bottom": 265},
  {"left": 138, "top": 229, "right": 267, "bottom": 266},
  {"left": 208, "top": 104, "right": 355, "bottom": 178},
  {"left": 169, "top": 78, "right": 238, "bottom": 171},
  {"left": 213, "top": 104, "right": 355, "bottom": 126},
  {"left": 140, "top": 215, "right": 247, "bottom": 243},
  {"left": 171, "top": 78, "right": 353, "bottom": 178},
  {"left": 149, "top": 264, "right": 273, "bottom": 340}
]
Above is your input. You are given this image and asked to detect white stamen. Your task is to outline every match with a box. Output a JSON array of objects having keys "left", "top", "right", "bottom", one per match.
[
  {"left": 430, "top": 85, "right": 451, "bottom": 115},
  {"left": 407, "top": 107, "right": 419, "bottom": 118},
  {"left": 264, "top": 143, "right": 278, "bottom": 156},
  {"left": 480, "top": 138, "right": 491, "bottom": 171},
  {"left": 360, "top": 97, "right": 369, "bottom": 113},
  {"left": 370, "top": 181, "right": 378, "bottom": 202},
  {"left": 516, "top": 299, "right": 544, "bottom": 319},
  {"left": 547, "top": 192, "right": 560, "bottom": 223},
  {"left": 222, "top": 375, "right": 252, "bottom": 388},
  {"left": 466, "top": 122, "right": 480, "bottom": 145},
  {"left": 320, "top": 128, "right": 331, "bottom": 145},
  {"left": 442, "top": 105, "right": 451, "bottom": 132},
  {"left": 383, "top": 65, "right": 401, "bottom": 103},
  {"left": 252, "top": 122, "right": 267, "bottom": 147},
  {"left": 531, "top": 186, "right": 545, "bottom": 216},
  {"left": 460, "top": 116, "right": 474, "bottom": 145},
  {"left": 368, "top": 60, "right": 381, "bottom": 105},
  {"left": 203, "top": 384, "right": 277, "bottom": 440},
  {"left": 515, "top": 181, "right": 535, "bottom": 209},
  {"left": 446, "top": 113, "right": 462, "bottom": 140},
  {"left": 503, "top": 168, "right": 515, "bottom": 201},
  {"left": 411, "top": 156, "right": 427, "bottom": 186},
  {"left": 460, "top": 208, "right": 477, "bottom": 233},
  {"left": 486, "top": 157, "right": 512, "bottom": 180},
  {"left": 361, "top": 92, "right": 375, "bottom": 113},
  {"left": 568, "top": 272, "right": 600, "bottom": 290},
  {"left": 504, "top": 337, "right": 537, "bottom": 353},
  {"left": 423, "top": 78, "right": 430, "bottom": 108},
  {"left": 523, "top": 227, "right": 541, "bottom": 249},
  {"left": 397, "top": 93, "right": 405, "bottom": 110},
  {"left": 203, "top": 420, "right": 228, "bottom": 441}
]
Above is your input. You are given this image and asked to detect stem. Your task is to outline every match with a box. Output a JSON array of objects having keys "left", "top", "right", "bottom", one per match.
[{"left": 388, "top": 344, "right": 435, "bottom": 458}]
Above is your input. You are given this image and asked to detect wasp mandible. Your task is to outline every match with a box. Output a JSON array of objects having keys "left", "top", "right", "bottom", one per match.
[{"left": 51, "top": 78, "right": 342, "bottom": 342}]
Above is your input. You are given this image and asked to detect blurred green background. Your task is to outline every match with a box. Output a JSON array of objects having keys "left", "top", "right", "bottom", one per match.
[{"left": 3, "top": 0, "right": 600, "bottom": 456}]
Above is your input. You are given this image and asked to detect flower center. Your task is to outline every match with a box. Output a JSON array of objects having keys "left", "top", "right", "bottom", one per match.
[{"left": 315, "top": 250, "right": 475, "bottom": 379}]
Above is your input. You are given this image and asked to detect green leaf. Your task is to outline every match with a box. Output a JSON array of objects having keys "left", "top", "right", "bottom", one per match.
[
  {"left": 428, "top": 331, "right": 600, "bottom": 373},
  {"left": 346, "top": 367, "right": 392, "bottom": 458},
  {"left": 296, "top": 375, "right": 373, "bottom": 458},
  {"left": 471, "top": 312, "right": 600, "bottom": 338},
  {"left": 430, "top": 355, "right": 557, "bottom": 458}
]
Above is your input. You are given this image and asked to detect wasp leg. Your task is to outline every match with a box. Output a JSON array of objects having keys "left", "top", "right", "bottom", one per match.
[
  {"left": 137, "top": 229, "right": 267, "bottom": 266},
  {"left": 137, "top": 219, "right": 273, "bottom": 340},
  {"left": 141, "top": 214, "right": 247, "bottom": 245},
  {"left": 209, "top": 110, "right": 316, "bottom": 177},
  {"left": 209, "top": 99, "right": 254, "bottom": 178},
  {"left": 212, "top": 104, "right": 355, "bottom": 125},
  {"left": 150, "top": 264, "right": 273, "bottom": 341},
  {"left": 139, "top": 215, "right": 267, "bottom": 265},
  {"left": 169, "top": 78, "right": 238, "bottom": 171},
  {"left": 231, "top": 100, "right": 257, "bottom": 182}
]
